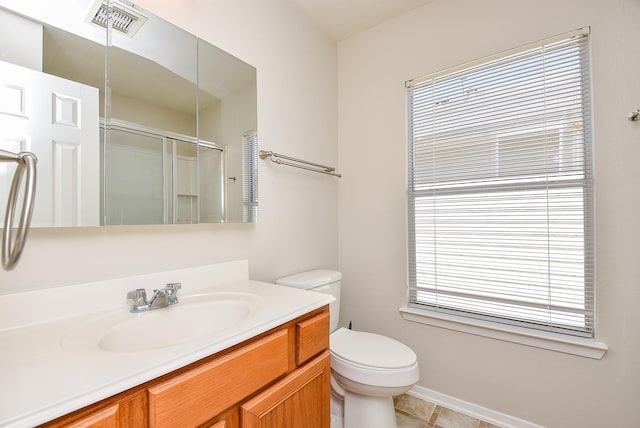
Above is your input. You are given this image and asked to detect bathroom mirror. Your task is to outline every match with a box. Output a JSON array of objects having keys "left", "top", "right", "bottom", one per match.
[{"left": 0, "top": 0, "right": 257, "bottom": 226}]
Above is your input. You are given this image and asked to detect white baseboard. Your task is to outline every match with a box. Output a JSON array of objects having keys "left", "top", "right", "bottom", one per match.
[{"left": 407, "top": 385, "right": 544, "bottom": 428}]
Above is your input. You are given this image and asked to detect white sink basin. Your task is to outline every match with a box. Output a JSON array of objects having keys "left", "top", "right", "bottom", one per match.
[{"left": 62, "top": 292, "right": 263, "bottom": 353}]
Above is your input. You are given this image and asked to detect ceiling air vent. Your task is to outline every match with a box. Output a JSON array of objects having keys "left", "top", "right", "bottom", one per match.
[{"left": 87, "top": 0, "right": 147, "bottom": 37}]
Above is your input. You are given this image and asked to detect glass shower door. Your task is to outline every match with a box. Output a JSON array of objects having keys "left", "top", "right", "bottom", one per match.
[
  {"left": 102, "top": 125, "right": 226, "bottom": 225},
  {"left": 104, "top": 128, "right": 165, "bottom": 225}
]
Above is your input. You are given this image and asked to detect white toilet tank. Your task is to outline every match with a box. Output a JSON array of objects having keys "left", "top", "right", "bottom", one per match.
[{"left": 276, "top": 269, "right": 341, "bottom": 332}]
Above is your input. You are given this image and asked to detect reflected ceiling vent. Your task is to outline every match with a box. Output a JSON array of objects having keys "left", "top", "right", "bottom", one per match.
[{"left": 87, "top": 0, "right": 148, "bottom": 37}]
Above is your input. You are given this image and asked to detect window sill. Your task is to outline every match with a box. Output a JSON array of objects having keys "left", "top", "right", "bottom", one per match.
[{"left": 399, "top": 306, "right": 608, "bottom": 359}]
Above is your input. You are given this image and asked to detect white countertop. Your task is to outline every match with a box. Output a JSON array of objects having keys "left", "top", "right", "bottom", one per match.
[{"left": 0, "top": 261, "right": 333, "bottom": 427}]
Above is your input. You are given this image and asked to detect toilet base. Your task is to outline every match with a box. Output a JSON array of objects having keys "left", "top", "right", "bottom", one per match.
[
  {"left": 330, "top": 412, "right": 343, "bottom": 428},
  {"left": 342, "top": 391, "right": 397, "bottom": 428},
  {"left": 330, "top": 394, "right": 343, "bottom": 428}
]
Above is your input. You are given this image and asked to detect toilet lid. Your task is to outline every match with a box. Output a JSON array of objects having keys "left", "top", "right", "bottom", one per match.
[{"left": 330, "top": 328, "right": 417, "bottom": 369}]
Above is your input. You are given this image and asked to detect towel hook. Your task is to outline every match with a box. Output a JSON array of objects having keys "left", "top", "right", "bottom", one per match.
[{"left": 627, "top": 109, "right": 640, "bottom": 122}]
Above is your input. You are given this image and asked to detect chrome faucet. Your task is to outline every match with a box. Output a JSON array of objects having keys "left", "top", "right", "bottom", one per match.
[{"left": 126, "top": 282, "right": 182, "bottom": 313}]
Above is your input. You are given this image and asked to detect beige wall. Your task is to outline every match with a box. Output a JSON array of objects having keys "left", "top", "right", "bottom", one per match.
[
  {"left": 200, "top": 83, "right": 258, "bottom": 223},
  {"left": 338, "top": 0, "right": 640, "bottom": 426},
  {"left": 0, "top": 0, "right": 339, "bottom": 293},
  {"left": 111, "top": 92, "right": 197, "bottom": 137}
]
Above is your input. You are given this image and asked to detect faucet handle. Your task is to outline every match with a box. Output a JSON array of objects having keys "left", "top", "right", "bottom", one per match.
[
  {"left": 166, "top": 282, "right": 181, "bottom": 291},
  {"left": 127, "top": 288, "right": 147, "bottom": 304},
  {"left": 165, "top": 282, "right": 181, "bottom": 305},
  {"left": 127, "top": 288, "right": 149, "bottom": 313}
]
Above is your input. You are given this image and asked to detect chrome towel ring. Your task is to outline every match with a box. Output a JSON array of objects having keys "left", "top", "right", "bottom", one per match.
[{"left": 0, "top": 149, "right": 37, "bottom": 271}]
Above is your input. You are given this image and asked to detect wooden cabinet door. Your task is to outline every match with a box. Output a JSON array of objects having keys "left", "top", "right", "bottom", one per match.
[{"left": 241, "top": 351, "right": 330, "bottom": 428}]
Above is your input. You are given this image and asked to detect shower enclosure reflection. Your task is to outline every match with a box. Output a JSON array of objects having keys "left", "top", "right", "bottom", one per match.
[{"left": 103, "top": 122, "right": 225, "bottom": 225}]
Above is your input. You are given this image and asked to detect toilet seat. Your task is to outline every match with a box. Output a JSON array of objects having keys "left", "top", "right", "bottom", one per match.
[{"left": 330, "top": 328, "right": 419, "bottom": 388}]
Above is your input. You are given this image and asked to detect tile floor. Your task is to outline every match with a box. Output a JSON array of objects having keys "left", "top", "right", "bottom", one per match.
[{"left": 394, "top": 394, "right": 503, "bottom": 428}]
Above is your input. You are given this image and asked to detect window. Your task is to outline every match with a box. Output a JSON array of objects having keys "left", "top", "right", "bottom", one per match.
[{"left": 406, "top": 29, "right": 594, "bottom": 338}]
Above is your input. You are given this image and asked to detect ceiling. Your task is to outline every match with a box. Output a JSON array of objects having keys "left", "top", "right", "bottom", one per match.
[{"left": 287, "top": 0, "right": 436, "bottom": 41}]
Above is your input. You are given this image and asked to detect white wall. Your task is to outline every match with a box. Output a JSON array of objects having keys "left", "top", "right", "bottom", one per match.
[
  {"left": 338, "top": 0, "right": 640, "bottom": 427},
  {"left": 0, "top": 0, "right": 339, "bottom": 293},
  {"left": 0, "top": 8, "right": 42, "bottom": 71}
]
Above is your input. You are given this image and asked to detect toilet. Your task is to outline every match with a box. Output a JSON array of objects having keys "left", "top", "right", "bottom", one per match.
[{"left": 276, "top": 270, "right": 419, "bottom": 428}]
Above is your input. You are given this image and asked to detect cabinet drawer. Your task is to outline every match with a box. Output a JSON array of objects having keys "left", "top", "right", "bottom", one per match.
[
  {"left": 148, "top": 330, "right": 289, "bottom": 428},
  {"left": 41, "top": 391, "right": 146, "bottom": 428},
  {"left": 296, "top": 312, "right": 330, "bottom": 365},
  {"left": 64, "top": 405, "right": 118, "bottom": 428}
]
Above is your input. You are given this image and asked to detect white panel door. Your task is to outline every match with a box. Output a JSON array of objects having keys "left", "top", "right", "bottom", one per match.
[{"left": 0, "top": 60, "right": 99, "bottom": 227}]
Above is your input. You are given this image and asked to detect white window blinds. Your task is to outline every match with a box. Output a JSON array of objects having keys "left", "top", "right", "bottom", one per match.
[
  {"left": 406, "top": 28, "right": 594, "bottom": 337},
  {"left": 243, "top": 130, "right": 258, "bottom": 222}
]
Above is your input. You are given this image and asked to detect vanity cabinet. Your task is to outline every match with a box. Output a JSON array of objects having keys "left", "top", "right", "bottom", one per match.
[{"left": 39, "top": 307, "right": 330, "bottom": 428}]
